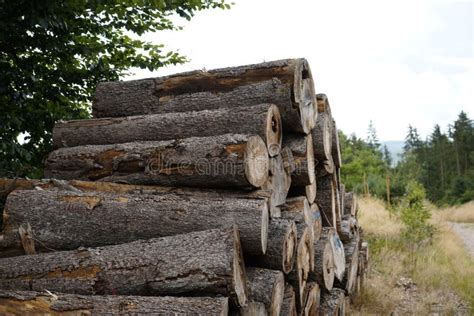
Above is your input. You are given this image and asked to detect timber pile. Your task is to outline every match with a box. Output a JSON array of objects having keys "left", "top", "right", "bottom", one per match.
[{"left": 0, "top": 59, "right": 370, "bottom": 315}]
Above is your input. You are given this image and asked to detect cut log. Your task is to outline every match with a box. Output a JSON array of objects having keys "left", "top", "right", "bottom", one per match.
[
  {"left": 315, "top": 175, "right": 337, "bottom": 228},
  {"left": 281, "top": 285, "right": 297, "bottom": 316},
  {"left": 92, "top": 58, "right": 317, "bottom": 134},
  {"left": 283, "top": 133, "right": 315, "bottom": 187},
  {"left": 312, "top": 112, "right": 332, "bottom": 164},
  {"left": 309, "top": 232, "right": 334, "bottom": 291},
  {"left": 319, "top": 288, "right": 346, "bottom": 316},
  {"left": 45, "top": 134, "right": 269, "bottom": 189},
  {"left": 333, "top": 173, "right": 343, "bottom": 233},
  {"left": 360, "top": 241, "right": 369, "bottom": 275},
  {"left": 54, "top": 103, "right": 281, "bottom": 155},
  {"left": 344, "top": 192, "right": 358, "bottom": 217},
  {"left": 306, "top": 180, "right": 317, "bottom": 203},
  {"left": 246, "top": 219, "right": 296, "bottom": 274},
  {"left": 316, "top": 93, "right": 332, "bottom": 116},
  {"left": 339, "top": 183, "right": 345, "bottom": 217},
  {"left": 323, "top": 227, "right": 346, "bottom": 282},
  {"left": 316, "top": 159, "right": 335, "bottom": 177},
  {"left": 262, "top": 152, "right": 292, "bottom": 217},
  {"left": 286, "top": 226, "right": 312, "bottom": 308},
  {"left": 280, "top": 196, "right": 316, "bottom": 270},
  {"left": 331, "top": 119, "right": 342, "bottom": 168},
  {"left": 246, "top": 268, "right": 285, "bottom": 316},
  {"left": 0, "top": 290, "right": 229, "bottom": 315},
  {"left": 0, "top": 227, "right": 247, "bottom": 307},
  {"left": 334, "top": 234, "right": 360, "bottom": 294},
  {"left": 298, "top": 282, "right": 320, "bottom": 316},
  {"left": 311, "top": 203, "right": 323, "bottom": 242},
  {"left": 236, "top": 301, "right": 267, "bottom": 316},
  {"left": 1, "top": 189, "right": 268, "bottom": 258}
]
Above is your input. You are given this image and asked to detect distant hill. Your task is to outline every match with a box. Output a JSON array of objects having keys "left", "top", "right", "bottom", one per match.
[{"left": 382, "top": 141, "right": 404, "bottom": 166}]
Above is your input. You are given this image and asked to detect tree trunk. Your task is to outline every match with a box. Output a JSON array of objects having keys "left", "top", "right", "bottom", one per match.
[
  {"left": 331, "top": 119, "right": 342, "bottom": 168},
  {"left": 262, "top": 153, "right": 292, "bottom": 217},
  {"left": 281, "top": 285, "right": 297, "bottom": 316},
  {"left": 322, "top": 227, "right": 346, "bottom": 282},
  {"left": 332, "top": 174, "right": 343, "bottom": 233},
  {"left": 0, "top": 227, "right": 248, "bottom": 307},
  {"left": 343, "top": 192, "right": 358, "bottom": 217},
  {"left": 319, "top": 288, "right": 346, "bottom": 316},
  {"left": 54, "top": 103, "right": 281, "bottom": 155},
  {"left": 45, "top": 134, "right": 269, "bottom": 189},
  {"left": 1, "top": 189, "right": 269, "bottom": 258},
  {"left": 312, "top": 112, "right": 332, "bottom": 164},
  {"left": 92, "top": 58, "right": 316, "bottom": 134},
  {"left": 246, "top": 267, "right": 285, "bottom": 316},
  {"left": 286, "top": 226, "right": 313, "bottom": 308},
  {"left": 334, "top": 234, "right": 360, "bottom": 294},
  {"left": 315, "top": 175, "right": 337, "bottom": 228},
  {"left": 309, "top": 233, "right": 334, "bottom": 291},
  {"left": 283, "top": 133, "right": 315, "bottom": 187},
  {"left": 311, "top": 203, "right": 323, "bottom": 242},
  {"left": 246, "top": 219, "right": 296, "bottom": 274},
  {"left": 316, "top": 93, "right": 332, "bottom": 116},
  {"left": 0, "top": 290, "right": 229, "bottom": 315}
]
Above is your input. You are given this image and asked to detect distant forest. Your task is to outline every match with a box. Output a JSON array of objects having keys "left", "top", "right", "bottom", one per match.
[{"left": 340, "top": 111, "right": 474, "bottom": 205}]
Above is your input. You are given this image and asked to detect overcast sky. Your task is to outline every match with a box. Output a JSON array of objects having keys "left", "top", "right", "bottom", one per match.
[{"left": 124, "top": 0, "right": 473, "bottom": 141}]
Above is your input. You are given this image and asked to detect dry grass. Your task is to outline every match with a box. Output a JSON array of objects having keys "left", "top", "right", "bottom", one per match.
[
  {"left": 350, "top": 197, "right": 474, "bottom": 314},
  {"left": 435, "top": 201, "right": 474, "bottom": 223}
]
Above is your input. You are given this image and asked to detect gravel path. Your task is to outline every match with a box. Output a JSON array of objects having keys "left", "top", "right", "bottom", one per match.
[{"left": 450, "top": 222, "right": 474, "bottom": 259}]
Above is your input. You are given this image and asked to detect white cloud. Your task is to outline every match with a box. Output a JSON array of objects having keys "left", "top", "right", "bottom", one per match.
[{"left": 124, "top": 0, "right": 473, "bottom": 141}]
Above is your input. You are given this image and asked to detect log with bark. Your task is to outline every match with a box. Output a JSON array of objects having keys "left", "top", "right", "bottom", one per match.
[
  {"left": 246, "top": 268, "right": 285, "bottom": 316},
  {"left": 281, "top": 285, "right": 297, "bottom": 316},
  {"left": 331, "top": 119, "right": 342, "bottom": 168},
  {"left": 315, "top": 175, "right": 337, "bottom": 228},
  {"left": 235, "top": 301, "right": 267, "bottom": 316},
  {"left": 0, "top": 227, "right": 248, "bottom": 307},
  {"left": 0, "top": 290, "right": 229, "bottom": 315},
  {"left": 308, "top": 232, "right": 334, "bottom": 291},
  {"left": 54, "top": 103, "right": 282, "bottom": 156},
  {"left": 246, "top": 219, "right": 296, "bottom": 274},
  {"left": 1, "top": 189, "right": 269, "bottom": 258},
  {"left": 280, "top": 196, "right": 316, "bottom": 270},
  {"left": 286, "top": 226, "right": 313, "bottom": 309},
  {"left": 312, "top": 112, "right": 332, "bottom": 166},
  {"left": 262, "top": 152, "right": 292, "bottom": 217},
  {"left": 334, "top": 233, "right": 360, "bottom": 294},
  {"left": 45, "top": 134, "right": 269, "bottom": 189},
  {"left": 344, "top": 192, "right": 358, "bottom": 217},
  {"left": 92, "top": 58, "right": 317, "bottom": 134},
  {"left": 311, "top": 203, "right": 323, "bottom": 242},
  {"left": 316, "top": 93, "right": 332, "bottom": 116},
  {"left": 297, "top": 282, "right": 320, "bottom": 316},
  {"left": 332, "top": 173, "right": 343, "bottom": 233},
  {"left": 283, "top": 133, "right": 315, "bottom": 187},
  {"left": 323, "top": 227, "right": 346, "bottom": 282},
  {"left": 319, "top": 288, "right": 346, "bottom": 316}
]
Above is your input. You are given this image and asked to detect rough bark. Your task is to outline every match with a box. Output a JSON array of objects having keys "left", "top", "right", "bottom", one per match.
[
  {"left": 286, "top": 226, "right": 312, "bottom": 308},
  {"left": 0, "top": 290, "right": 229, "bottom": 315},
  {"left": 315, "top": 175, "right": 337, "bottom": 228},
  {"left": 322, "top": 227, "right": 346, "bottom": 282},
  {"left": 54, "top": 104, "right": 282, "bottom": 156},
  {"left": 0, "top": 227, "right": 248, "bottom": 307},
  {"left": 334, "top": 234, "right": 360, "bottom": 294},
  {"left": 316, "top": 93, "right": 332, "bottom": 116},
  {"left": 312, "top": 112, "right": 332, "bottom": 164},
  {"left": 311, "top": 203, "right": 323, "bottom": 242},
  {"left": 246, "top": 219, "right": 296, "bottom": 274},
  {"left": 262, "top": 153, "right": 292, "bottom": 217},
  {"left": 316, "top": 159, "right": 335, "bottom": 177},
  {"left": 281, "top": 285, "right": 297, "bottom": 316},
  {"left": 309, "top": 233, "right": 334, "bottom": 291},
  {"left": 332, "top": 173, "right": 343, "bottom": 233},
  {"left": 1, "top": 189, "right": 269, "bottom": 258},
  {"left": 331, "top": 119, "right": 342, "bottom": 168},
  {"left": 283, "top": 133, "right": 315, "bottom": 187},
  {"left": 236, "top": 301, "right": 267, "bottom": 316},
  {"left": 319, "top": 288, "right": 346, "bottom": 316},
  {"left": 246, "top": 268, "right": 285, "bottom": 316},
  {"left": 92, "top": 58, "right": 316, "bottom": 134},
  {"left": 45, "top": 134, "right": 269, "bottom": 189}
]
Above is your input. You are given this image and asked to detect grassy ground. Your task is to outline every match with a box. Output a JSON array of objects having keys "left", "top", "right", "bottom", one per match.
[{"left": 349, "top": 198, "right": 474, "bottom": 315}]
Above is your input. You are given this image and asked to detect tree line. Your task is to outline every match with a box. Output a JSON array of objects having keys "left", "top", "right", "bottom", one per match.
[{"left": 340, "top": 111, "right": 474, "bottom": 205}]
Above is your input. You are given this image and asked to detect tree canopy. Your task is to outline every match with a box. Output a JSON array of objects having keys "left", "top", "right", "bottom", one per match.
[{"left": 0, "top": 0, "right": 230, "bottom": 178}]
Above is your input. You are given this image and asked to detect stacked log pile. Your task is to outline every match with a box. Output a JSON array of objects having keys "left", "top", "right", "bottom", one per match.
[{"left": 0, "top": 58, "right": 369, "bottom": 315}]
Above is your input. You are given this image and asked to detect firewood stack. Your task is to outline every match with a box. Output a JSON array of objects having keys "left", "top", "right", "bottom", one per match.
[{"left": 0, "top": 59, "right": 369, "bottom": 315}]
